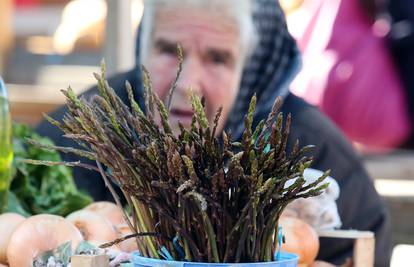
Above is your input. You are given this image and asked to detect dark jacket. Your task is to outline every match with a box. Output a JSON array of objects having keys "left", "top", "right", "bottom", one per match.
[
  {"left": 36, "top": 67, "right": 391, "bottom": 266},
  {"left": 388, "top": 0, "right": 414, "bottom": 148}
]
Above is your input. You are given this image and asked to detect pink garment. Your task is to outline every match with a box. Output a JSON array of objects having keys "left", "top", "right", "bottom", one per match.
[
  {"left": 288, "top": 0, "right": 412, "bottom": 152},
  {"left": 15, "top": 0, "right": 38, "bottom": 7}
]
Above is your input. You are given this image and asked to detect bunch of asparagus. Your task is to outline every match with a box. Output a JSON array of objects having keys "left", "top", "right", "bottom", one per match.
[{"left": 28, "top": 56, "right": 329, "bottom": 263}]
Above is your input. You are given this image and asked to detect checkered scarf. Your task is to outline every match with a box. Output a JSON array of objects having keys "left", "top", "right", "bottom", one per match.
[{"left": 225, "top": 0, "right": 301, "bottom": 139}]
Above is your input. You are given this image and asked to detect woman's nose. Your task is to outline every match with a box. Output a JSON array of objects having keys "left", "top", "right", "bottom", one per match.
[{"left": 177, "top": 57, "right": 203, "bottom": 96}]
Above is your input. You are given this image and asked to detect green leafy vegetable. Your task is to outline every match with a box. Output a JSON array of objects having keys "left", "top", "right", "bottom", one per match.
[
  {"left": 8, "top": 123, "right": 92, "bottom": 216},
  {"left": 75, "top": 241, "right": 99, "bottom": 255}
]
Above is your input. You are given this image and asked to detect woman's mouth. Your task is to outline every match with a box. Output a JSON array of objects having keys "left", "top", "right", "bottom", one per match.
[{"left": 170, "top": 108, "right": 194, "bottom": 124}]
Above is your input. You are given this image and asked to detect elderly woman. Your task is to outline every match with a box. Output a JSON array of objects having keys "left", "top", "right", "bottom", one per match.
[{"left": 36, "top": 0, "right": 391, "bottom": 266}]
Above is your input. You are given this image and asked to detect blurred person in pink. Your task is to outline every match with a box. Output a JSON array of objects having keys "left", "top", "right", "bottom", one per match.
[{"left": 287, "top": 0, "right": 412, "bottom": 153}]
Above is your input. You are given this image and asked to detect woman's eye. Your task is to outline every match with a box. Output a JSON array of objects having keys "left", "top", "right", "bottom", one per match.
[
  {"left": 154, "top": 40, "right": 179, "bottom": 56},
  {"left": 209, "top": 52, "right": 227, "bottom": 64},
  {"left": 206, "top": 50, "right": 233, "bottom": 67},
  {"left": 160, "top": 45, "right": 177, "bottom": 55}
]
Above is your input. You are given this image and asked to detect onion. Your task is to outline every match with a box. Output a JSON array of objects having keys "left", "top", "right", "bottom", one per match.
[
  {"left": 309, "top": 261, "right": 336, "bottom": 267},
  {"left": 66, "top": 210, "right": 117, "bottom": 244},
  {"left": 7, "top": 214, "right": 83, "bottom": 267},
  {"left": 114, "top": 224, "right": 138, "bottom": 252},
  {"left": 0, "top": 213, "right": 25, "bottom": 264},
  {"left": 279, "top": 216, "right": 319, "bottom": 266},
  {"left": 83, "top": 201, "right": 125, "bottom": 225}
]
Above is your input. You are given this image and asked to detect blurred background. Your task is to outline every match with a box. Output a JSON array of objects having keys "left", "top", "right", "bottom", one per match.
[
  {"left": 0, "top": 0, "right": 413, "bottom": 265},
  {"left": 0, "top": 0, "right": 143, "bottom": 125}
]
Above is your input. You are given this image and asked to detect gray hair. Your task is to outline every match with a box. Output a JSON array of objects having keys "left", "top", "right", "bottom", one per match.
[{"left": 140, "top": 0, "right": 258, "bottom": 65}]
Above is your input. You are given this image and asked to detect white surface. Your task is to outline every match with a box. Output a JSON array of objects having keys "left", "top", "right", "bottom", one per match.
[
  {"left": 391, "top": 244, "right": 414, "bottom": 267},
  {"left": 375, "top": 179, "right": 414, "bottom": 197}
]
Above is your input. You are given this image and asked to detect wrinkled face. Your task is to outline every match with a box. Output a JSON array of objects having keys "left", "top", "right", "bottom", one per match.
[{"left": 145, "top": 7, "right": 244, "bottom": 135}]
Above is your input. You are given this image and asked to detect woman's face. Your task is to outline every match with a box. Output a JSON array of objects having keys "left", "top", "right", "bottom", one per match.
[{"left": 145, "top": 7, "right": 244, "bottom": 135}]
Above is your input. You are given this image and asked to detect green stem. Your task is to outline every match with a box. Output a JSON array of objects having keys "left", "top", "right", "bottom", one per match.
[
  {"left": 202, "top": 212, "right": 220, "bottom": 262},
  {"left": 132, "top": 197, "right": 159, "bottom": 258}
]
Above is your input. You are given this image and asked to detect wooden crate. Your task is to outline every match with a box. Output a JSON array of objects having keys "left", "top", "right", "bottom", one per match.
[
  {"left": 318, "top": 230, "right": 375, "bottom": 267},
  {"left": 71, "top": 255, "right": 110, "bottom": 267}
]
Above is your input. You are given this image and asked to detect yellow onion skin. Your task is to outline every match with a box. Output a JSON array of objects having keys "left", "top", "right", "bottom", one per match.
[
  {"left": 114, "top": 223, "right": 138, "bottom": 252},
  {"left": 0, "top": 213, "right": 26, "bottom": 264},
  {"left": 7, "top": 214, "right": 83, "bottom": 267},
  {"left": 83, "top": 201, "right": 125, "bottom": 225},
  {"left": 66, "top": 210, "right": 118, "bottom": 244},
  {"left": 279, "top": 216, "right": 320, "bottom": 266}
]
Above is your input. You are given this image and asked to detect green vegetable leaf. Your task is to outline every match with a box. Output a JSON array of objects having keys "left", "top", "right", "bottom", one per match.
[
  {"left": 10, "top": 123, "right": 93, "bottom": 216},
  {"left": 75, "top": 241, "right": 98, "bottom": 255},
  {"left": 56, "top": 241, "right": 72, "bottom": 265}
]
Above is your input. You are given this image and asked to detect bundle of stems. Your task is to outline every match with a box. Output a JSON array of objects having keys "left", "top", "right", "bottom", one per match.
[{"left": 28, "top": 58, "right": 329, "bottom": 263}]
